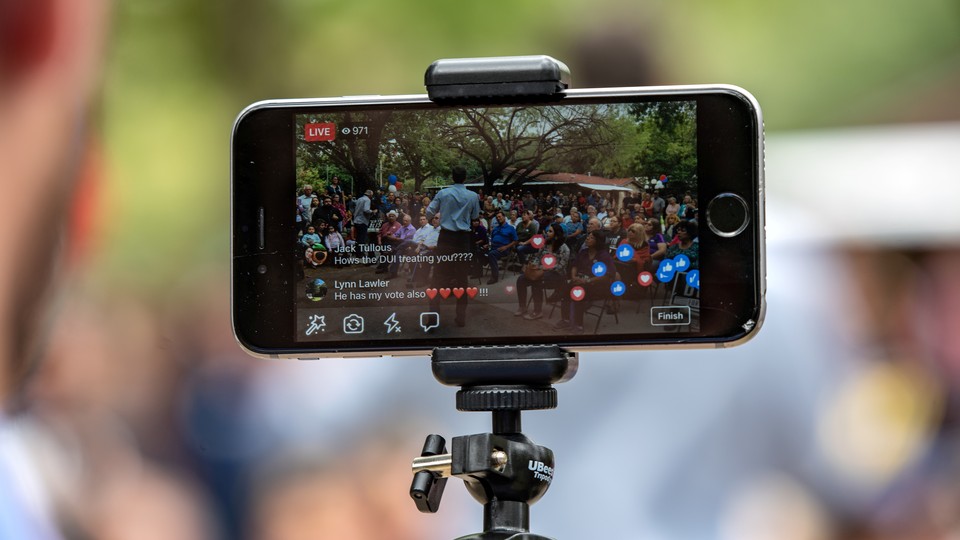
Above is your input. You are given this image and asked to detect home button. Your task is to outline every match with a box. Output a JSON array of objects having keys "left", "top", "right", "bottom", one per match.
[{"left": 706, "top": 193, "right": 750, "bottom": 238}]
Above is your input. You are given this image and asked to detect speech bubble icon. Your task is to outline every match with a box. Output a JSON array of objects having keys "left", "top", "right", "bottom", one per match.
[{"left": 420, "top": 312, "right": 440, "bottom": 332}]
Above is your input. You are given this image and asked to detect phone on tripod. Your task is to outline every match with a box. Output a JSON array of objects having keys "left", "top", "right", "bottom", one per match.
[{"left": 231, "top": 85, "right": 764, "bottom": 358}]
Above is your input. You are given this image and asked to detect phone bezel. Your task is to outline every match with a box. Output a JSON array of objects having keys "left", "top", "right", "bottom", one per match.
[{"left": 231, "top": 85, "right": 765, "bottom": 358}]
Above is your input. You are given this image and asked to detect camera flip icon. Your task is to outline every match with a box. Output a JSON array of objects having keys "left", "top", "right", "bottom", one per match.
[{"left": 343, "top": 314, "right": 365, "bottom": 334}]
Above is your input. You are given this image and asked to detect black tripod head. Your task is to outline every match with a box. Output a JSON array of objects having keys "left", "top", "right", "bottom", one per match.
[{"left": 410, "top": 345, "right": 577, "bottom": 540}]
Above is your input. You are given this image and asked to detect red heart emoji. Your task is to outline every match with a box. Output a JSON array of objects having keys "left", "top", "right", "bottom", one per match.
[
  {"left": 466, "top": 287, "right": 478, "bottom": 298},
  {"left": 637, "top": 272, "right": 653, "bottom": 287},
  {"left": 570, "top": 286, "right": 585, "bottom": 301},
  {"left": 505, "top": 286, "right": 515, "bottom": 294},
  {"left": 453, "top": 287, "right": 465, "bottom": 298},
  {"left": 541, "top": 254, "right": 556, "bottom": 269},
  {"left": 531, "top": 235, "right": 545, "bottom": 248},
  {"left": 439, "top": 288, "right": 451, "bottom": 299},
  {"left": 426, "top": 288, "right": 438, "bottom": 299}
]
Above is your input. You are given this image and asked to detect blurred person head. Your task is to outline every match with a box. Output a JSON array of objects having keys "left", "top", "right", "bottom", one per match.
[
  {"left": 401, "top": 214, "right": 411, "bottom": 227},
  {"left": 586, "top": 217, "right": 602, "bottom": 233},
  {"left": 249, "top": 439, "right": 433, "bottom": 540},
  {"left": 418, "top": 215, "right": 427, "bottom": 228},
  {"left": 666, "top": 213, "right": 680, "bottom": 227},
  {"left": 585, "top": 230, "right": 604, "bottom": 252},
  {"left": 451, "top": 165, "right": 466, "bottom": 184},
  {"left": 302, "top": 185, "right": 313, "bottom": 195},
  {"left": 644, "top": 218, "right": 662, "bottom": 235},
  {"left": 0, "top": 0, "right": 110, "bottom": 404},
  {"left": 606, "top": 216, "right": 621, "bottom": 232},
  {"left": 676, "top": 220, "right": 698, "bottom": 242},
  {"left": 625, "top": 223, "right": 648, "bottom": 248},
  {"left": 386, "top": 210, "right": 397, "bottom": 222},
  {"left": 509, "top": 209, "right": 518, "bottom": 222},
  {"left": 305, "top": 225, "right": 315, "bottom": 235},
  {"left": 547, "top": 222, "right": 566, "bottom": 251}
]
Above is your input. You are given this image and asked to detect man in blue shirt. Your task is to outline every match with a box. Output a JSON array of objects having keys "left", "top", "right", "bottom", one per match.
[
  {"left": 486, "top": 210, "right": 518, "bottom": 285},
  {"left": 352, "top": 190, "right": 374, "bottom": 247},
  {"left": 426, "top": 166, "right": 481, "bottom": 326}
]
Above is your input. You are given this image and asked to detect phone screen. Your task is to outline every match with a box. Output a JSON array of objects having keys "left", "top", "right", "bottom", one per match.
[{"left": 232, "top": 89, "right": 762, "bottom": 355}]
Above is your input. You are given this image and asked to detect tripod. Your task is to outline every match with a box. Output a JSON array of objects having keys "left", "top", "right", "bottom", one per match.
[{"left": 409, "top": 345, "right": 577, "bottom": 540}]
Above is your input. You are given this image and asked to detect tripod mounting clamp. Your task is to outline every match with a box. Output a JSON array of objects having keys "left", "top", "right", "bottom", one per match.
[{"left": 425, "top": 55, "right": 570, "bottom": 102}]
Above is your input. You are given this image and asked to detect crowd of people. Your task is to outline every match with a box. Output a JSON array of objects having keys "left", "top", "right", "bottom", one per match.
[{"left": 296, "top": 176, "right": 701, "bottom": 333}]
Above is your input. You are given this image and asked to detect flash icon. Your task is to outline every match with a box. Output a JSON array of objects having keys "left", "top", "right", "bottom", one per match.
[{"left": 384, "top": 313, "right": 401, "bottom": 334}]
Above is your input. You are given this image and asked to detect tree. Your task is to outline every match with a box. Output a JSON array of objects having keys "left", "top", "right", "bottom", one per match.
[
  {"left": 628, "top": 101, "right": 697, "bottom": 192},
  {"left": 442, "top": 105, "right": 626, "bottom": 192},
  {"left": 387, "top": 110, "right": 457, "bottom": 192},
  {"left": 295, "top": 111, "right": 392, "bottom": 194}
]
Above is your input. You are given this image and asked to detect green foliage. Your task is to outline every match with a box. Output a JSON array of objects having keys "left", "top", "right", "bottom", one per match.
[
  {"left": 441, "top": 104, "right": 635, "bottom": 191},
  {"left": 384, "top": 110, "right": 458, "bottom": 192},
  {"left": 629, "top": 102, "right": 697, "bottom": 187}
]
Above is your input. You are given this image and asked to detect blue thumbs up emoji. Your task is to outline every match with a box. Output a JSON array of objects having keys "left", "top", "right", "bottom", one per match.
[
  {"left": 592, "top": 261, "right": 607, "bottom": 277},
  {"left": 610, "top": 280, "right": 626, "bottom": 297},
  {"left": 616, "top": 244, "right": 634, "bottom": 262},
  {"left": 656, "top": 259, "right": 676, "bottom": 283},
  {"left": 686, "top": 269, "right": 700, "bottom": 290}
]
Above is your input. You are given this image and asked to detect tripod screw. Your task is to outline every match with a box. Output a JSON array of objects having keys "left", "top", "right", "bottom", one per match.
[{"left": 491, "top": 449, "right": 508, "bottom": 471}]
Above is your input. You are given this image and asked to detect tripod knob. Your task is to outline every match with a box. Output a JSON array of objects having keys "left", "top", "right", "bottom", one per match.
[
  {"left": 410, "top": 434, "right": 448, "bottom": 513},
  {"left": 457, "top": 385, "right": 557, "bottom": 412}
]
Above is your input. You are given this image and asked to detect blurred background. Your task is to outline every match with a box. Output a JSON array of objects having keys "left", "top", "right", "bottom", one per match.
[{"left": 10, "top": 0, "right": 960, "bottom": 538}]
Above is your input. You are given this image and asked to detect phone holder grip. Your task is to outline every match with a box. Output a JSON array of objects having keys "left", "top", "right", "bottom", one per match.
[
  {"left": 425, "top": 55, "right": 570, "bottom": 102},
  {"left": 431, "top": 345, "right": 578, "bottom": 387}
]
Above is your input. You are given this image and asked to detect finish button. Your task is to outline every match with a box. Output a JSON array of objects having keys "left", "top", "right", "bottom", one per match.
[{"left": 651, "top": 306, "right": 691, "bottom": 326}]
